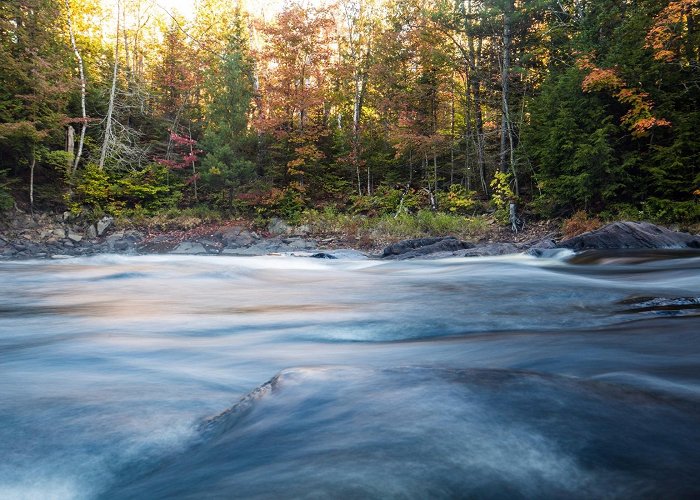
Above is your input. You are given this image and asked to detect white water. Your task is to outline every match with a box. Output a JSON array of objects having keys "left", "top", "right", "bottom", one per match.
[{"left": 1, "top": 253, "right": 699, "bottom": 498}]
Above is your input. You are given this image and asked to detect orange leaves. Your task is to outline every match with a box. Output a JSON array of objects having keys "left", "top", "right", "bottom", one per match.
[
  {"left": 645, "top": 0, "right": 700, "bottom": 63},
  {"left": 581, "top": 68, "right": 624, "bottom": 92},
  {"left": 577, "top": 54, "right": 671, "bottom": 138},
  {"left": 630, "top": 117, "right": 673, "bottom": 137}
]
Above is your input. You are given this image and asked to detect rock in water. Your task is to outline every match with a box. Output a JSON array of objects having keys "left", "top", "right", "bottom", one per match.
[
  {"left": 381, "top": 237, "right": 473, "bottom": 259},
  {"left": 558, "top": 221, "right": 700, "bottom": 251},
  {"left": 310, "top": 252, "right": 337, "bottom": 259},
  {"left": 462, "top": 243, "right": 519, "bottom": 257}
]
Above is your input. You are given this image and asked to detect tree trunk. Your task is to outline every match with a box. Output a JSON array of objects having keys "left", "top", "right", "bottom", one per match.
[
  {"left": 499, "top": 0, "right": 519, "bottom": 195},
  {"left": 29, "top": 152, "right": 35, "bottom": 214},
  {"left": 99, "top": 0, "right": 120, "bottom": 170},
  {"left": 189, "top": 126, "right": 198, "bottom": 202},
  {"left": 466, "top": 0, "right": 488, "bottom": 195},
  {"left": 64, "top": 0, "right": 87, "bottom": 177},
  {"left": 66, "top": 125, "right": 75, "bottom": 170},
  {"left": 353, "top": 67, "right": 368, "bottom": 196}
]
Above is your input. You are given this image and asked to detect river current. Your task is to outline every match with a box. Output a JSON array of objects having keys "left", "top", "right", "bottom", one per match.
[{"left": 1, "top": 251, "right": 699, "bottom": 499}]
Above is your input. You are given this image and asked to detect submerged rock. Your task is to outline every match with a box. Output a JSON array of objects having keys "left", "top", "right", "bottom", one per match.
[{"left": 558, "top": 221, "right": 700, "bottom": 251}]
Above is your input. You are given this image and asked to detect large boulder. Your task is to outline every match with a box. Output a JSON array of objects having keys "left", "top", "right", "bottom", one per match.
[
  {"left": 381, "top": 237, "right": 473, "bottom": 260},
  {"left": 557, "top": 221, "right": 700, "bottom": 251},
  {"left": 217, "top": 227, "right": 258, "bottom": 249}
]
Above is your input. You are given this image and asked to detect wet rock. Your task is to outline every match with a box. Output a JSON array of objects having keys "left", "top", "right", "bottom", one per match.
[
  {"left": 381, "top": 237, "right": 473, "bottom": 260},
  {"left": 221, "top": 241, "right": 282, "bottom": 256},
  {"left": 462, "top": 243, "right": 520, "bottom": 257},
  {"left": 526, "top": 238, "right": 560, "bottom": 257},
  {"left": 113, "top": 240, "right": 130, "bottom": 252},
  {"left": 86, "top": 225, "right": 97, "bottom": 239},
  {"left": 310, "top": 252, "right": 337, "bottom": 259},
  {"left": 558, "top": 221, "right": 700, "bottom": 251}
]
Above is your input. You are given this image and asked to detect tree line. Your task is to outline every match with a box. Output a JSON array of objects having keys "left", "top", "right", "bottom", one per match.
[{"left": 1, "top": 0, "right": 698, "bottom": 224}]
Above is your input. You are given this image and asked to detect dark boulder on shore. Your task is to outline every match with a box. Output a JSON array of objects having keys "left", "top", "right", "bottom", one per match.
[
  {"left": 557, "top": 221, "right": 700, "bottom": 251},
  {"left": 380, "top": 237, "right": 474, "bottom": 260}
]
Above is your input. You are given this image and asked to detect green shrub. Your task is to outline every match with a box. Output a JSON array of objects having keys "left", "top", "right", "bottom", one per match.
[
  {"left": 351, "top": 185, "right": 423, "bottom": 216},
  {"left": 437, "top": 184, "right": 477, "bottom": 215},
  {"left": 256, "top": 184, "right": 307, "bottom": 224},
  {"left": 490, "top": 170, "right": 515, "bottom": 224},
  {"left": 0, "top": 169, "right": 15, "bottom": 212},
  {"left": 116, "top": 164, "right": 181, "bottom": 212},
  {"left": 603, "top": 199, "right": 700, "bottom": 225},
  {"left": 71, "top": 163, "right": 181, "bottom": 217},
  {"left": 71, "top": 163, "right": 111, "bottom": 214}
]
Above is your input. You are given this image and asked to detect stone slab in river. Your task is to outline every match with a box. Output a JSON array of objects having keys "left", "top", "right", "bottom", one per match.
[
  {"left": 558, "top": 221, "right": 700, "bottom": 251},
  {"left": 381, "top": 237, "right": 473, "bottom": 259}
]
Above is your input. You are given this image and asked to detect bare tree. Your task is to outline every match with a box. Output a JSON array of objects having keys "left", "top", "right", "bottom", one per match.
[
  {"left": 499, "top": 0, "right": 518, "bottom": 195},
  {"left": 339, "top": 0, "right": 376, "bottom": 195},
  {"left": 64, "top": 0, "right": 87, "bottom": 177},
  {"left": 99, "top": 0, "right": 120, "bottom": 170}
]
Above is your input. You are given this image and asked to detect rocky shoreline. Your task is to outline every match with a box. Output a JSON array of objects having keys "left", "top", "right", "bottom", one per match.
[{"left": 1, "top": 212, "right": 699, "bottom": 261}]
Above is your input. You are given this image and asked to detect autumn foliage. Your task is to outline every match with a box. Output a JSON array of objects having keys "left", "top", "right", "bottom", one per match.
[{"left": 577, "top": 56, "right": 671, "bottom": 138}]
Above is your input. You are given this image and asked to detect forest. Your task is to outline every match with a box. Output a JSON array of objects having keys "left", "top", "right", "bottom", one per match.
[{"left": 1, "top": 0, "right": 699, "bottom": 228}]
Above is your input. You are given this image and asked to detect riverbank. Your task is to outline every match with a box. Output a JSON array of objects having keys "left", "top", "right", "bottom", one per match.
[
  {"left": 0, "top": 210, "right": 558, "bottom": 260},
  {"left": 0, "top": 210, "right": 698, "bottom": 260}
]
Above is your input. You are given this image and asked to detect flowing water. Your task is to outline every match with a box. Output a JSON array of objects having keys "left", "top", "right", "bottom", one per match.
[{"left": 1, "top": 251, "right": 699, "bottom": 499}]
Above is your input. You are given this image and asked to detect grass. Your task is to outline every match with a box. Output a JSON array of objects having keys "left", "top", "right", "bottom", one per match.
[
  {"left": 115, "top": 205, "right": 224, "bottom": 232},
  {"left": 300, "top": 208, "right": 490, "bottom": 248}
]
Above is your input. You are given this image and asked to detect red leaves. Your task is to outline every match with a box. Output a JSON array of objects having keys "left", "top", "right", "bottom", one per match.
[
  {"left": 155, "top": 130, "right": 201, "bottom": 170},
  {"left": 169, "top": 131, "right": 197, "bottom": 147}
]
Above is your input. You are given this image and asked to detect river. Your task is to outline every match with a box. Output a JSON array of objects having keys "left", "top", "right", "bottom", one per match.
[{"left": 1, "top": 252, "right": 699, "bottom": 498}]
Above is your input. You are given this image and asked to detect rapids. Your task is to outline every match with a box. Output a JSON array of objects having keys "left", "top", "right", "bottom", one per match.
[{"left": 1, "top": 252, "right": 699, "bottom": 498}]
